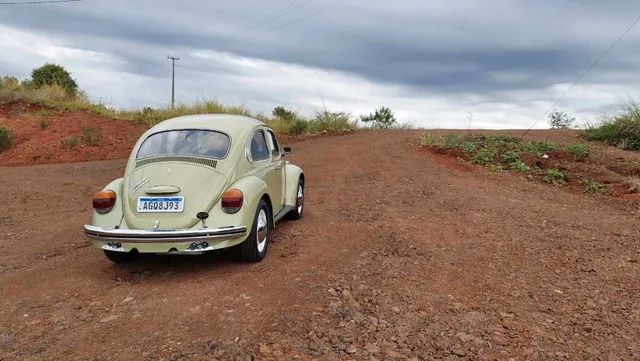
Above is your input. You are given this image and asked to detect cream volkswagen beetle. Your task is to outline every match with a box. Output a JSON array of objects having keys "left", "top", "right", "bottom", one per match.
[{"left": 84, "top": 114, "right": 304, "bottom": 263}]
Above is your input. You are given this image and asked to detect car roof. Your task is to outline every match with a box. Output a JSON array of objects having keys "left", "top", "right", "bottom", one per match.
[{"left": 150, "top": 114, "right": 266, "bottom": 139}]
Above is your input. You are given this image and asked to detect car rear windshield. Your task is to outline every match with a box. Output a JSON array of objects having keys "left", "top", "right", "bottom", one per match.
[{"left": 136, "top": 130, "right": 230, "bottom": 159}]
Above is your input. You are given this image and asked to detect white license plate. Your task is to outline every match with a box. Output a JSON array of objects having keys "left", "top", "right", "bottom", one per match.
[{"left": 137, "top": 197, "right": 184, "bottom": 213}]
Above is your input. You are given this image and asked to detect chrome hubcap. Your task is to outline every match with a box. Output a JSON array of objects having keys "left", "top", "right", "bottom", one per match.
[
  {"left": 297, "top": 184, "right": 304, "bottom": 214},
  {"left": 256, "top": 208, "right": 268, "bottom": 252}
]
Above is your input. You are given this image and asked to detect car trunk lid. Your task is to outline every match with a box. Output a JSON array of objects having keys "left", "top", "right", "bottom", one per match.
[{"left": 123, "top": 161, "right": 227, "bottom": 230}]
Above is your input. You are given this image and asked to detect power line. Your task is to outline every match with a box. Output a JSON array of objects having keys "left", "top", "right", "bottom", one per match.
[
  {"left": 0, "top": 0, "right": 82, "bottom": 5},
  {"left": 266, "top": 0, "right": 347, "bottom": 32},
  {"left": 523, "top": 13, "right": 640, "bottom": 134},
  {"left": 259, "top": 0, "right": 313, "bottom": 24}
]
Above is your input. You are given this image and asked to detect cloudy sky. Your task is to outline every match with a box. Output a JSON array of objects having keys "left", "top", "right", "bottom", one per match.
[{"left": 1, "top": 0, "right": 640, "bottom": 128}]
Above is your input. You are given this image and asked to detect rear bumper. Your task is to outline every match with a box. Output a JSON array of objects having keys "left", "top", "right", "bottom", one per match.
[{"left": 84, "top": 225, "right": 248, "bottom": 253}]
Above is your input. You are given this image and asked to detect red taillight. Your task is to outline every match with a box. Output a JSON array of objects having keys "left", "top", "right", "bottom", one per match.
[
  {"left": 93, "top": 190, "right": 116, "bottom": 214},
  {"left": 221, "top": 189, "right": 243, "bottom": 214}
]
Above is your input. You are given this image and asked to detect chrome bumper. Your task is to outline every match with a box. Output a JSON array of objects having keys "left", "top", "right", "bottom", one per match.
[{"left": 84, "top": 224, "right": 247, "bottom": 243}]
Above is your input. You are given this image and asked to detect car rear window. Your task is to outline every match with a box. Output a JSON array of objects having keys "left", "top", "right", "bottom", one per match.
[{"left": 136, "top": 130, "right": 230, "bottom": 159}]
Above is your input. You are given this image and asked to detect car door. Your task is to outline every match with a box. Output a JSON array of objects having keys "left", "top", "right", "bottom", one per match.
[
  {"left": 265, "top": 130, "right": 286, "bottom": 211},
  {"left": 249, "top": 129, "right": 283, "bottom": 216}
]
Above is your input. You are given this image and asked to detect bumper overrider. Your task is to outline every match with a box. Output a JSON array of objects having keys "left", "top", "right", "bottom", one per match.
[{"left": 84, "top": 225, "right": 248, "bottom": 253}]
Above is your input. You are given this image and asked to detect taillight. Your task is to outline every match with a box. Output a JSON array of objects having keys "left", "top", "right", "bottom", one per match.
[
  {"left": 221, "top": 189, "right": 243, "bottom": 214},
  {"left": 93, "top": 190, "right": 116, "bottom": 214}
]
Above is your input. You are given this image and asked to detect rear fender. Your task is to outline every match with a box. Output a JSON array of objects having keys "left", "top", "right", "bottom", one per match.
[
  {"left": 207, "top": 175, "right": 269, "bottom": 230},
  {"left": 92, "top": 178, "right": 124, "bottom": 228}
]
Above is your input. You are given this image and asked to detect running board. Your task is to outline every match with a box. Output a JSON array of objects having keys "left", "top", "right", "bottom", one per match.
[{"left": 274, "top": 205, "right": 294, "bottom": 223}]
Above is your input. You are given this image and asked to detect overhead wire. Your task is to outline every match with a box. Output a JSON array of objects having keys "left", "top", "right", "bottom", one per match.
[{"left": 523, "top": 13, "right": 640, "bottom": 134}]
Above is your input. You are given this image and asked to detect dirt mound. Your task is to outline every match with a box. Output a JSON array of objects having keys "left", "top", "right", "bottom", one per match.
[{"left": 0, "top": 102, "right": 147, "bottom": 166}]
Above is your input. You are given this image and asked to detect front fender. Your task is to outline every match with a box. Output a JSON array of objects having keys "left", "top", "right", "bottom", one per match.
[
  {"left": 284, "top": 163, "right": 304, "bottom": 206},
  {"left": 92, "top": 178, "right": 124, "bottom": 228}
]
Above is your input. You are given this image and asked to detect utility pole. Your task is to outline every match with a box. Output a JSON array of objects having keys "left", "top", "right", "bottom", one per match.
[{"left": 167, "top": 55, "right": 180, "bottom": 109}]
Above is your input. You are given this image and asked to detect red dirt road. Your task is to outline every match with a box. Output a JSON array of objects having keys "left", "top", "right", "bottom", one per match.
[{"left": 1, "top": 130, "right": 639, "bottom": 360}]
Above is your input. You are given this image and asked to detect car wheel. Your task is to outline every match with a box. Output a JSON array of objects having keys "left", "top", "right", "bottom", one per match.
[
  {"left": 287, "top": 178, "right": 304, "bottom": 220},
  {"left": 239, "top": 199, "right": 271, "bottom": 262},
  {"left": 103, "top": 250, "right": 139, "bottom": 264}
]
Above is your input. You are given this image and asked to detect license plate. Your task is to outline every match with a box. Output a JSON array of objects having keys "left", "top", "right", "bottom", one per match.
[{"left": 137, "top": 197, "right": 184, "bottom": 213}]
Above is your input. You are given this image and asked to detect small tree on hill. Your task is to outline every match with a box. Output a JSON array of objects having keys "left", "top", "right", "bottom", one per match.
[
  {"left": 360, "top": 106, "right": 397, "bottom": 129},
  {"left": 272, "top": 106, "right": 296, "bottom": 121},
  {"left": 548, "top": 110, "right": 575, "bottom": 129},
  {"left": 31, "top": 63, "right": 78, "bottom": 96}
]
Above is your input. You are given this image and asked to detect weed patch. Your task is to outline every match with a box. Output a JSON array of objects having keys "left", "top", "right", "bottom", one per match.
[{"left": 0, "top": 127, "right": 15, "bottom": 152}]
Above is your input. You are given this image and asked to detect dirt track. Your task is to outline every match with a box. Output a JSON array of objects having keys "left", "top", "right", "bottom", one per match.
[{"left": 1, "top": 130, "right": 639, "bottom": 360}]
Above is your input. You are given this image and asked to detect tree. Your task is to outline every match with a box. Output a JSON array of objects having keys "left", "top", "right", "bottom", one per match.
[
  {"left": 31, "top": 63, "right": 78, "bottom": 96},
  {"left": 548, "top": 110, "right": 575, "bottom": 129},
  {"left": 272, "top": 106, "right": 296, "bottom": 121},
  {"left": 360, "top": 106, "right": 397, "bottom": 129}
]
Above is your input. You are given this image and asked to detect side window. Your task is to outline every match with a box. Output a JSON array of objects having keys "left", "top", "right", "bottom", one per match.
[
  {"left": 266, "top": 130, "right": 280, "bottom": 157},
  {"left": 250, "top": 131, "right": 270, "bottom": 161}
]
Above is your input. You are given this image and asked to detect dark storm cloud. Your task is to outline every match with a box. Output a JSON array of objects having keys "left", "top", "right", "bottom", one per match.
[
  {"left": 2, "top": 0, "right": 640, "bottom": 128},
  {"left": 2, "top": 0, "right": 640, "bottom": 94}
]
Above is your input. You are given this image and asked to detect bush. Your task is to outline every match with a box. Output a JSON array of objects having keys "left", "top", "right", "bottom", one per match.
[
  {"left": 0, "top": 126, "right": 15, "bottom": 152},
  {"left": 565, "top": 143, "right": 590, "bottom": 161},
  {"left": 583, "top": 180, "right": 603, "bottom": 193},
  {"left": 460, "top": 141, "right": 478, "bottom": 154},
  {"left": 268, "top": 106, "right": 308, "bottom": 135},
  {"left": 40, "top": 120, "right": 49, "bottom": 130},
  {"left": 472, "top": 148, "right": 495, "bottom": 165},
  {"left": 544, "top": 168, "right": 566, "bottom": 185},
  {"left": 549, "top": 110, "right": 575, "bottom": 129},
  {"left": 308, "top": 110, "right": 355, "bottom": 133},
  {"left": 61, "top": 135, "right": 79, "bottom": 150},
  {"left": 80, "top": 126, "right": 101, "bottom": 146},
  {"left": 31, "top": 64, "right": 78, "bottom": 96},
  {"left": 502, "top": 151, "right": 520, "bottom": 165},
  {"left": 520, "top": 141, "right": 558, "bottom": 154},
  {"left": 510, "top": 161, "right": 530, "bottom": 172},
  {"left": 360, "top": 106, "right": 397, "bottom": 129},
  {"left": 444, "top": 134, "right": 462, "bottom": 149},
  {"left": 581, "top": 103, "right": 640, "bottom": 150}
]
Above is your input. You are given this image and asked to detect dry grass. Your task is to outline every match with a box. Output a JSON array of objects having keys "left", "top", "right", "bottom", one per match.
[
  {"left": 624, "top": 176, "right": 640, "bottom": 193},
  {"left": 1, "top": 76, "right": 359, "bottom": 135}
]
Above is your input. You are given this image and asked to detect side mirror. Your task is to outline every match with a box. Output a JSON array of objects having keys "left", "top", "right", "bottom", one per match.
[{"left": 282, "top": 146, "right": 292, "bottom": 156}]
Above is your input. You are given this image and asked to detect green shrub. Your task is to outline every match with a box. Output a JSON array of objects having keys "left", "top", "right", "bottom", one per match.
[
  {"left": 61, "top": 135, "right": 79, "bottom": 150},
  {"left": 444, "top": 134, "right": 462, "bottom": 149},
  {"left": 473, "top": 148, "right": 495, "bottom": 165},
  {"left": 80, "top": 126, "right": 101, "bottom": 146},
  {"left": 565, "top": 143, "right": 590, "bottom": 161},
  {"left": 308, "top": 110, "right": 355, "bottom": 133},
  {"left": 583, "top": 180, "right": 603, "bottom": 193},
  {"left": 31, "top": 63, "right": 78, "bottom": 96},
  {"left": 0, "top": 126, "right": 15, "bottom": 152},
  {"left": 502, "top": 151, "right": 520, "bottom": 164},
  {"left": 520, "top": 141, "right": 558, "bottom": 155},
  {"left": 359, "top": 106, "right": 397, "bottom": 129},
  {"left": 581, "top": 103, "right": 640, "bottom": 150},
  {"left": 510, "top": 161, "right": 530, "bottom": 172},
  {"left": 267, "top": 106, "right": 309, "bottom": 135},
  {"left": 40, "top": 120, "right": 49, "bottom": 130},
  {"left": 460, "top": 141, "right": 478, "bottom": 153},
  {"left": 544, "top": 168, "right": 566, "bottom": 185},
  {"left": 488, "top": 133, "right": 521, "bottom": 146}
]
